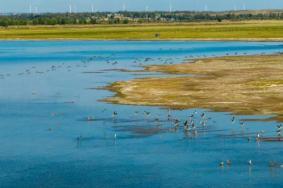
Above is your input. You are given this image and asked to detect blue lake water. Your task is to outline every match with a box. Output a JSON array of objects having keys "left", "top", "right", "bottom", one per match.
[{"left": 0, "top": 41, "right": 283, "bottom": 187}]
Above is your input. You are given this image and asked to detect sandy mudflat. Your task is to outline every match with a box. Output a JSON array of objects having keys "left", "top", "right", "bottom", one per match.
[{"left": 105, "top": 54, "right": 283, "bottom": 121}]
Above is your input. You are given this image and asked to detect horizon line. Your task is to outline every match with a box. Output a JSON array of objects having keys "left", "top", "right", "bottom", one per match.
[{"left": 1, "top": 8, "right": 283, "bottom": 15}]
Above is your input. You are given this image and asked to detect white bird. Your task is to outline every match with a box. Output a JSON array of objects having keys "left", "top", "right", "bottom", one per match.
[{"left": 248, "top": 160, "right": 253, "bottom": 166}]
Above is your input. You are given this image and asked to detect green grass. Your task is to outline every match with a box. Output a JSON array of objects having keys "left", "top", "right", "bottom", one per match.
[{"left": 2, "top": 21, "right": 283, "bottom": 40}]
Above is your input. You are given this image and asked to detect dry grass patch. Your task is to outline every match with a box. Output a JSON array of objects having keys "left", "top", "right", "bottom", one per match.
[{"left": 105, "top": 54, "right": 283, "bottom": 122}]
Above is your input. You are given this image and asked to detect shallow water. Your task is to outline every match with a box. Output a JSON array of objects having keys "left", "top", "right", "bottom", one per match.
[{"left": 0, "top": 41, "right": 283, "bottom": 188}]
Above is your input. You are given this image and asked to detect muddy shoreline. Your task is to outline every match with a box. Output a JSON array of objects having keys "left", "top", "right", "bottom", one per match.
[{"left": 104, "top": 54, "right": 283, "bottom": 122}]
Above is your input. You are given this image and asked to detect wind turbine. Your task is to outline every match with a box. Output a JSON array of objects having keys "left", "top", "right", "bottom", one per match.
[
  {"left": 169, "top": 2, "right": 173, "bottom": 13},
  {"left": 34, "top": 6, "right": 38, "bottom": 14},
  {"left": 234, "top": 5, "right": 237, "bottom": 11},
  {"left": 243, "top": 3, "right": 246, "bottom": 10},
  {"left": 145, "top": 5, "right": 149, "bottom": 12},
  {"left": 145, "top": 5, "right": 149, "bottom": 21},
  {"left": 91, "top": 4, "right": 94, "bottom": 13},
  {"left": 69, "top": 5, "right": 72, "bottom": 13},
  {"left": 122, "top": 3, "right": 127, "bottom": 11},
  {"left": 29, "top": 3, "right": 32, "bottom": 14},
  {"left": 204, "top": 4, "right": 208, "bottom": 11}
]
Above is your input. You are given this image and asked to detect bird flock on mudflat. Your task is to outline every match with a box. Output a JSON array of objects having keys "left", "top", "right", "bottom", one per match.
[{"left": 1, "top": 51, "right": 282, "bottom": 170}]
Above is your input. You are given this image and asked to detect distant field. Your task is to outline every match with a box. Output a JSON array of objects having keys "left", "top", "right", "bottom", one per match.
[{"left": 1, "top": 20, "right": 283, "bottom": 40}]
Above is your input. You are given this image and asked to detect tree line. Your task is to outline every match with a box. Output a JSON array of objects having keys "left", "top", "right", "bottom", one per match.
[{"left": 1, "top": 10, "right": 283, "bottom": 27}]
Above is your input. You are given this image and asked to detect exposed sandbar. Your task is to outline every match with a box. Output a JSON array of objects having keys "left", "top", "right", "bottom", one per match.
[{"left": 104, "top": 54, "right": 283, "bottom": 122}]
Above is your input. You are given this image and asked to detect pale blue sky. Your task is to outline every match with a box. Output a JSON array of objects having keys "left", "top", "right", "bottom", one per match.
[{"left": 0, "top": 0, "right": 283, "bottom": 13}]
